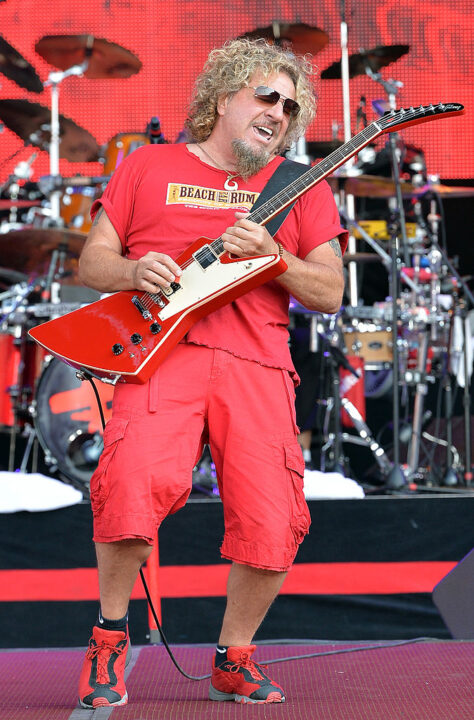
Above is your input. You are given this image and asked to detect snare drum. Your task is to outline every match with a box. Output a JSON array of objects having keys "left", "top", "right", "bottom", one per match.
[
  {"left": 34, "top": 358, "right": 114, "bottom": 488},
  {"left": 102, "top": 133, "right": 149, "bottom": 175},
  {"left": 343, "top": 322, "right": 393, "bottom": 370}
]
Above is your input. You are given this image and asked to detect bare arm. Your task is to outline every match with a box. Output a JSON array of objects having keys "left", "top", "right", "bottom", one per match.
[
  {"left": 78, "top": 207, "right": 182, "bottom": 293},
  {"left": 221, "top": 214, "right": 345, "bottom": 314}
]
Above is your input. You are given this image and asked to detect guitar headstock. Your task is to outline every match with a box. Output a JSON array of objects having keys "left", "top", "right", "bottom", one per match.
[{"left": 380, "top": 102, "right": 464, "bottom": 133}]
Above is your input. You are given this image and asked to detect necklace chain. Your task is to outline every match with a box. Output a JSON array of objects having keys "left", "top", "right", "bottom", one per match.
[{"left": 198, "top": 144, "right": 240, "bottom": 190}]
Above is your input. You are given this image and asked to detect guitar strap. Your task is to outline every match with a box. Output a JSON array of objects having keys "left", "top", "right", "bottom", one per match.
[{"left": 249, "top": 158, "right": 310, "bottom": 237}]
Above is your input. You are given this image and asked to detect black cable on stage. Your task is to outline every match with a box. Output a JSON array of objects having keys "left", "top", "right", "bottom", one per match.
[
  {"left": 85, "top": 374, "right": 439, "bottom": 682},
  {"left": 139, "top": 565, "right": 210, "bottom": 681},
  {"left": 85, "top": 375, "right": 106, "bottom": 431}
]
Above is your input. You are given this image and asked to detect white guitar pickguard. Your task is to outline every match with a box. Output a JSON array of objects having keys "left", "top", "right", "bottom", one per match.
[{"left": 157, "top": 255, "right": 276, "bottom": 321}]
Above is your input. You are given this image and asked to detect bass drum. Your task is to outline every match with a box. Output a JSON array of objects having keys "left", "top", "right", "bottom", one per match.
[{"left": 34, "top": 358, "right": 114, "bottom": 491}]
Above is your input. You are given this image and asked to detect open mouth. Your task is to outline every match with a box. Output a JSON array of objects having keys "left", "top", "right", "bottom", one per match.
[{"left": 253, "top": 125, "right": 274, "bottom": 142}]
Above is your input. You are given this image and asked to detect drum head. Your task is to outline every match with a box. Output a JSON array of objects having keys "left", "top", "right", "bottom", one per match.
[{"left": 34, "top": 358, "right": 113, "bottom": 490}]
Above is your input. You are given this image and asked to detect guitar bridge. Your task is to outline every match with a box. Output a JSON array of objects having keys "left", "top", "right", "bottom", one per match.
[{"left": 132, "top": 295, "right": 152, "bottom": 320}]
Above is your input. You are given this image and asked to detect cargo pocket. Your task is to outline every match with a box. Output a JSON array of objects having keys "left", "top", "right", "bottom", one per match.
[
  {"left": 90, "top": 416, "right": 129, "bottom": 513},
  {"left": 285, "top": 443, "right": 311, "bottom": 545}
]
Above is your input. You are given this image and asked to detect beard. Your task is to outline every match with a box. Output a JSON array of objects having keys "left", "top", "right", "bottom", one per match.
[{"left": 231, "top": 139, "right": 271, "bottom": 181}]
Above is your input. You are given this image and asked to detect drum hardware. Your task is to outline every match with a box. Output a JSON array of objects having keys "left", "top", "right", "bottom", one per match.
[
  {"left": 0, "top": 199, "right": 41, "bottom": 210},
  {"left": 0, "top": 151, "right": 39, "bottom": 222},
  {"left": 407, "top": 193, "right": 473, "bottom": 484},
  {"left": 310, "top": 313, "right": 393, "bottom": 476},
  {"left": 339, "top": 398, "right": 392, "bottom": 475},
  {"left": 37, "top": 174, "right": 111, "bottom": 192}
]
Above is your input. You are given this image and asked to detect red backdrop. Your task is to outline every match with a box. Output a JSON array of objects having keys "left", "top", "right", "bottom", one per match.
[{"left": 0, "top": 0, "right": 472, "bottom": 182}]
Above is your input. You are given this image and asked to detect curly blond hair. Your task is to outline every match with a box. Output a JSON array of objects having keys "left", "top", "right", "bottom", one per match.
[{"left": 185, "top": 38, "right": 316, "bottom": 151}]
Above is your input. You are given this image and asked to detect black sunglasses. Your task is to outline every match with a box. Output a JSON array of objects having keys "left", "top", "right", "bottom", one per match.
[{"left": 249, "top": 85, "right": 300, "bottom": 117}]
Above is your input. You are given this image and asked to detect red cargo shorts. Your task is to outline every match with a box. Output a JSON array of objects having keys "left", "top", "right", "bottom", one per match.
[{"left": 90, "top": 343, "right": 310, "bottom": 571}]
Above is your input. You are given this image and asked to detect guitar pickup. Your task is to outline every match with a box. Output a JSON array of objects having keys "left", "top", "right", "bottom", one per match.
[
  {"left": 193, "top": 244, "right": 218, "bottom": 270},
  {"left": 132, "top": 295, "right": 152, "bottom": 320},
  {"left": 152, "top": 294, "right": 166, "bottom": 308}
]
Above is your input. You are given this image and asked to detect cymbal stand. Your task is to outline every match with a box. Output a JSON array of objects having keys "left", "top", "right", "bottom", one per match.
[
  {"left": 43, "top": 41, "right": 92, "bottom": 222},
  {"left": 336, "top": 0, "right": 359, "bottom": 307},
  {"left": 414, "top": 195, "right": 473, "bottom": 485},
  {"left": 364, "top": 70, "right": 415, "bottom": 489}
]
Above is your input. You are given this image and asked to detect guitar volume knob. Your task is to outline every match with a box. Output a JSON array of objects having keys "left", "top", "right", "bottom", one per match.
[
  {"left": 130, "top": 333, "right": 143, "bottom": 344},
  {"left": 112, "top": 343, "right": 124, "bottom": 355},
  {"left": 150, "top": 322, "right": 161, "bottom": 334}
]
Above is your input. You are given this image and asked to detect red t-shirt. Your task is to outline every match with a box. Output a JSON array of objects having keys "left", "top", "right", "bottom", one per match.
[{"left": 91, "top": 143, "right": 347, "bottom": 376}]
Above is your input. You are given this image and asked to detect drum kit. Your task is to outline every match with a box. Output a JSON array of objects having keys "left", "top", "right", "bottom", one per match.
[
  {"left": 0, "top": 33, "right": 148, "bottom": 490},
  {"left": 0, "top": 24, "right": 472, "bottom": 493},
  {"left": 264, "top": 23, "right": 474, "bottom": 489}
]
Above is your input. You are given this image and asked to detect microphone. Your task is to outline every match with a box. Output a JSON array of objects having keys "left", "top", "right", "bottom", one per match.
[{"left": 147, "top": 116, "right": 166, "bottom": 144}]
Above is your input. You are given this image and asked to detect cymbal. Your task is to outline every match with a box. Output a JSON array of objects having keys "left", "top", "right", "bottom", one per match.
[
  {"left": 0, "top": 35, "right": 43, "bottom": 93},
  {"left": 240, "top": 22, "right": 329, "bottom": 56},
  {"left": 0, "top": 227, "right": 87, "bottom": 284},
  {"left": 0, "top": 99, "right": 100, "bottom": 162},
  {"left": 307, "top": 140, "right": 343, "bottom": 157},
  {"left": 35, "top": 35, "right": 142, "bottom": 79},
  {"left": 408, "top": 183, "right": 474, "bottom": 199},
  {"left": 0, "top": 266, "right": 28, "bottom": 286},
  {"left": 343, "top": 253, "right": 383, "bottom": 264},
  {"left": 328, "top": 174, "right": 417, "bottom": 198},
  {"left": 321, "top": 44, "right": 409, "bottom": 79},
  {"left": 0, "top": 199, "right": 41, "bottom": 210}
]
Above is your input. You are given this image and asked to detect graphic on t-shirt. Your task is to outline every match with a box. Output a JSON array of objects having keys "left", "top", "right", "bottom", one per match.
[{"left": 166, "top": 183, "right": 258, "bottom": 211}]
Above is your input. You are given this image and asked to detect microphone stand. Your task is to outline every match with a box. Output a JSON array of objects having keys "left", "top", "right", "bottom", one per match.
[{"left": 363, "top": 69, "right": 410, "bottom": 489}]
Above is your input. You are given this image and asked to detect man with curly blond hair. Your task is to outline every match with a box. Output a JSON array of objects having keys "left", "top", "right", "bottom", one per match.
[{"left": 77, "top": 37, "right": 347, "bottom": 708}]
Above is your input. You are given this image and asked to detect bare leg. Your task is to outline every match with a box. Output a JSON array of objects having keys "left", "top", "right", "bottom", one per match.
[
  {"left": 95, "top": 540, "right": 153, "bottom": 619},
  {"left": 218, "top": 562, "right": 287, "bottom": 646},
  {"left": 298, "top": 429, "right": 312, "bottom": 451}
]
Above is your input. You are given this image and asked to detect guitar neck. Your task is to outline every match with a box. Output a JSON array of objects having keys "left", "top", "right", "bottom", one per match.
[
  {"left": 249, "top": 122, "right": 382, "bottom": 228},
  {"left": 209, "top": 101, "right": 464, "bottom": 256}
]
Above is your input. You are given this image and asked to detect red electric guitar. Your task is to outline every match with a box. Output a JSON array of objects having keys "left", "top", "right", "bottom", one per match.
[{"left": 29, "top": 102, "right": 464, "bottom": 384}]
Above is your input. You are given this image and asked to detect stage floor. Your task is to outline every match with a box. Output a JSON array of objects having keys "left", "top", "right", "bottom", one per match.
[{"left": 2, "top": 640, "right": 473, "bottom": 719}]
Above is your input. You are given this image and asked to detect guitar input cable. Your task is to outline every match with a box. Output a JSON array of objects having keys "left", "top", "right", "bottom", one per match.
[{"left": 84, "top": 372, "right": 436, "bottom": 681}]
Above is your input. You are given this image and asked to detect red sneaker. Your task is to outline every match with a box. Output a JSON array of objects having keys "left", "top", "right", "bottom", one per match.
[
  {"left": 78, "top": 626, "right": 130, "bottom": 708},
  {"left": 209, "top": 645, "right": 285, "bottom": 704}
]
